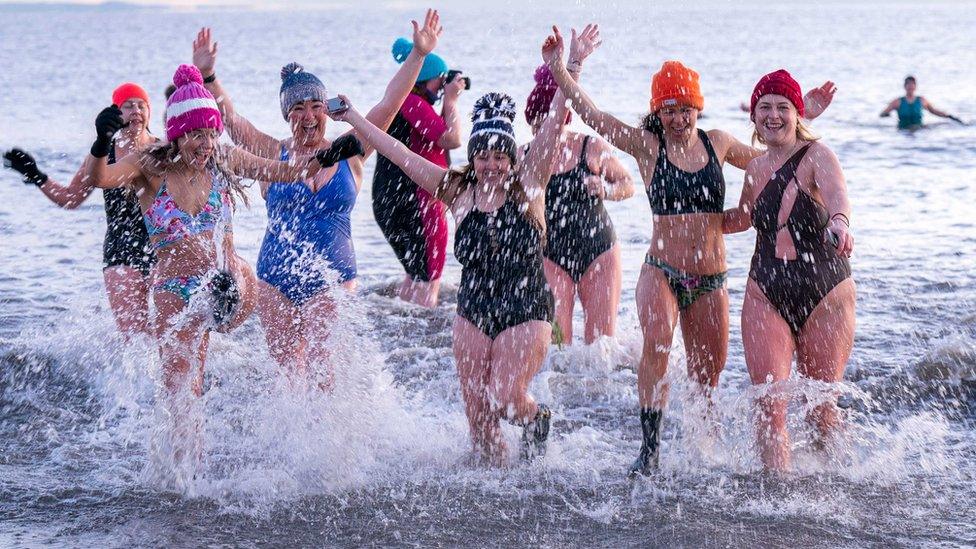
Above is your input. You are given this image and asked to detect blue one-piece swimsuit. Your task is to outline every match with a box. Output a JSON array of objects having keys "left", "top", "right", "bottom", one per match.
[{"left": 256, "top": 148, "right": 357, "bottom": 305}]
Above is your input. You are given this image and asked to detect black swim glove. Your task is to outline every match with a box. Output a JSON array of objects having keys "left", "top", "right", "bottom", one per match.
[
  {"left": 314, "top": 134, "right": 365, "bottom": 169},
  {"left": 91, "top": 105, "right": 124, "bottom": 158},
  {"left": 3, "top": 148, "right": 48, "bottom": 187}
]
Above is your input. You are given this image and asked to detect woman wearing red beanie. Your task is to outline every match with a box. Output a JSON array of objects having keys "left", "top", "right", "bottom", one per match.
[
  {"left": 725, "top": 69, "right": 854, "bottom": 471},
  {"left": 522, "top": 24, "right": 634, "bottom": 346},
  {"left": 548, "top": 35, "right": 836, "bottom": 476},
  {"left": 3, "top": 82, "right": 159, "bottom": 337}
]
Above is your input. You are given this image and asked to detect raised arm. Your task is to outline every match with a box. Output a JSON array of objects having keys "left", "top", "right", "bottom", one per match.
[
  {"left": 84, "top": 107, "right": 146, "bottom": 189},
  {"left": 547, "top": 26, "right": 646, "bottom": 158},
  {"left": 353, "top": 9, "right": 443, "bottom": 158},
  {"left": 332, "top": 100, "right": 447, "bottom": 195},
  {"left": 4, "top": 148, "right": 96, "bottom": 208},
  {"left": 226, "top": 144, "right": 326, "bottom": 183},
  {"left": 521, "top": 27, "right": 572, "bottom": 192},
  {"left": 193, "top": 27, "right": 281, "bottom": 159}
]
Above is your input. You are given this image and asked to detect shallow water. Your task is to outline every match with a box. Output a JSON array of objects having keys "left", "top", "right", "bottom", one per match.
[{"left": 1, "top": 1, "right": 975, "bottom": 547}]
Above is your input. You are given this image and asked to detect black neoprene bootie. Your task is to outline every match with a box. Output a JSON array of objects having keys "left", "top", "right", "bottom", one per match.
[
  {"left": 520, "top": 404, "right": 552, "bottom": 461},
  {"left": 629, "top": 408, "right": 663, "bottom": 478},
  {"left": 315, "top": 134, "right": 364, "bottom": 168},
  {"left": 209, "top": 270, "right": 240, "bottom": 326}
]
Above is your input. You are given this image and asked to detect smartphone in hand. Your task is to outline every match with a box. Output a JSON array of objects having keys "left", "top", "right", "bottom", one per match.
[{"left": 326, "top": 97, "right": 348, "bottom": 115}]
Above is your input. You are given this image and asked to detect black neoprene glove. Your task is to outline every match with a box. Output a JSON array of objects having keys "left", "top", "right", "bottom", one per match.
[
  {"left": 3, "top": 148, "right": 48, "bottom": 187},
  {"left": 91, "top": 105, "right": 124, "bottom": 158},
  {"left": 314, "top": 134, "right": 365, "bottom": 168}
]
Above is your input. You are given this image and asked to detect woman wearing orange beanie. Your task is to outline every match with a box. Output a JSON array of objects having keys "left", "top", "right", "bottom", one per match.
[
  {"left": 3, "top": 82, "right": 160, "bottom": 337},
  {"left": 547, "top": 32, "right": 836, "bottom": 476}
]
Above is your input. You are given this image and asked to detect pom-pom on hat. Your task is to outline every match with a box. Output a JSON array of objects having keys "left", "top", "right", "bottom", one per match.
[
  {"left": 112, "top": 83, "right": 150, "bottom": 110},
  {"left": 468, "top": 92, "right": 518, "bottom": 163},
  {"left": 279, "top": 62, "right": 328, "bottom": 120},
  {"left": 651, "top": 60, "right": 704, "bottom": 112},
  {"left": 392, "top": 37, "right": 448, "bottom": 84},
  {"left": 165, "top": 64, "right": 223, "bottom": 142},
  {"left": 750, "top": 69, "right": 804, "bottom": 118},
  {"left": 524, "top": 64, "right": 571, "bottom": 126}
]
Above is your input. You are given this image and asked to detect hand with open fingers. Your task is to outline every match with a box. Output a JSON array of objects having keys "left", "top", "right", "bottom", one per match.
[
  {"left": 804, "top": 81, "right": 837, "bottom": 120},
  {"left": 542, "top": 26, "right": 565, "bottom": 68},
  {"left": 826, "top": 217, "right": 854, "bottom": 258},
  {"left": 568, "top": 23, "right": 602, "bottom": 64},
  {"left": 193, "top": 27, "right": 218, "bottom": 78},
  {"left": 411, "top": 9, "right": 443, "bottom": 56},
  {"left": 583, "top": 174, "right": 606, "bottom": 198}
]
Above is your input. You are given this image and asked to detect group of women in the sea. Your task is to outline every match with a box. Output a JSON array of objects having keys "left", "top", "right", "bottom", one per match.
[{"left": 3, "top": 12, "right": 855, "bottom": 474}]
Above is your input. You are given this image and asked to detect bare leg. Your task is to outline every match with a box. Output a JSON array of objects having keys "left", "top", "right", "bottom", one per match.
[
  {"left": 635, "top": 264, "right": 679, "bottom": 409},
  {"left": 678, "top": 285, "right": 730, "bottom": 399},
  {"left": 796, "top": 278, "right": 856, "bottom": 443},
  {"left": 257, "top": 280, "right": 308, "bottom": 376},
  {"left": 487, "top": 320, "right": 551, "bottom": 424},
  {"left": 103, "top": 266, "right": 151, "bottom": 337},
  {"left": 303, "top": 288, "right": 340, "bottom": 390},
  {"left": 742, "top": 279, "right": 796, "bottom": 471},
  {"left": 452, "top": 316, "right": 500, "bottom": 463},
  {"left": 577, "top": 244, "right": 622, "bottom": 344},
  {"left": 399, "top": 276, "right": 441, "bottom": 308},
  {"left": 543, "top": 258, "right": 576, "bottom": 345}
]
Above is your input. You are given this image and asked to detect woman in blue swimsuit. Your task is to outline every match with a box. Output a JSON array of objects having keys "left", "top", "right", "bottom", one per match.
[{"left": 191, "top": 11, "right": 443, "bottom": 384}]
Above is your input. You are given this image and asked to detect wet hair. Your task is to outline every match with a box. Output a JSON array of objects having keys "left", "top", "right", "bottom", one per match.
[
  {"left": 904, "top": 75, "right": 917, "bottom": 86},
  {"left": 142, "top": 141, "right": 250, "bottom": 208},
  {"left": 640, "top": 112, "right": 665, "bottom": 141},
  {"left": 436, "top": 165, "right": 545, "bottom": 236}
]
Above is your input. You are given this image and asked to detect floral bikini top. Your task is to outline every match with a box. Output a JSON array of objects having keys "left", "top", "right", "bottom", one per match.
[{"left": 143, "top": 170, "right": 233, "bottom": 250}]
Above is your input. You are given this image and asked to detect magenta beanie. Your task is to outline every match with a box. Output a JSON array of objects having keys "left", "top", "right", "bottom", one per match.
[{"left": 165, "top": 64, "right": 223, "bottom": 142}]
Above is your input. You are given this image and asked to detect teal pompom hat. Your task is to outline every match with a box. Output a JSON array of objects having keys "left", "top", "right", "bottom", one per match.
[{"left": 392, "top": 37, "right": 448, "bottom": 83}]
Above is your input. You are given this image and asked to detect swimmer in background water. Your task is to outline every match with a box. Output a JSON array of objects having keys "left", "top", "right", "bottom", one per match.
[{"left": 880, "top": 75, "right": 963, "bottom": 129}]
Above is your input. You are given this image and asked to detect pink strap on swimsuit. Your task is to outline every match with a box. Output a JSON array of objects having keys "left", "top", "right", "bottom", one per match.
[{"left": 143, "top": 170, "right": 232, "bottom": 250}]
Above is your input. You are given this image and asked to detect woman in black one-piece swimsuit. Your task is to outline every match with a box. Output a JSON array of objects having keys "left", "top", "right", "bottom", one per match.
[{"left": 726, "top": 70, "right": 855, "bottom": 472}]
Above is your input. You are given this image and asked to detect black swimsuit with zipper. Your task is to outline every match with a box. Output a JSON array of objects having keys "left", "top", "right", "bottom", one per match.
[
  {"left": 749, "top": 144, "right": 851, "bottom": 334},
  {"left": 455, "top": 191, "right": 553, "bottom": 340},
  {"left": 543, "top": 135, "right": 616, "bottom": 283},
  {"left": 102, "top": 143, "right": 155, "bottom": 274}
]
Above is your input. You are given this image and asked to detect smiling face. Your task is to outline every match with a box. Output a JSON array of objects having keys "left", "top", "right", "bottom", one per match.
[
  {"left": 177, "top": 128, "right": 218, "bottom": 168},
  {"left": 753, "top": 94, "right": 798, "bottom": 146},
  {"left": 656, "top": 103, "right": 699, "bottom": 141},
  {"left": 471, "top": 149, "right": 513, "bottom": 189},
  {"left": 119, "top": 98, "right": 150, "bottom": 132},
  {"left": 287, "top": 99, "right": 327, "bottom": 146}
]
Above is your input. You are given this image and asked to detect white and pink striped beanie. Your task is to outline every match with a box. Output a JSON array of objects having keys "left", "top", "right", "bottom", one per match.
[{"left": 165, "top": 64, "right": 223, "bottom": 142}]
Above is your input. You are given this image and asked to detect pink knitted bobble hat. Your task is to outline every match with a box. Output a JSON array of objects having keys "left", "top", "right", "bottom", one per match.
[{"left": 165, "top": 64, "right": 223, "bottom": 142}]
